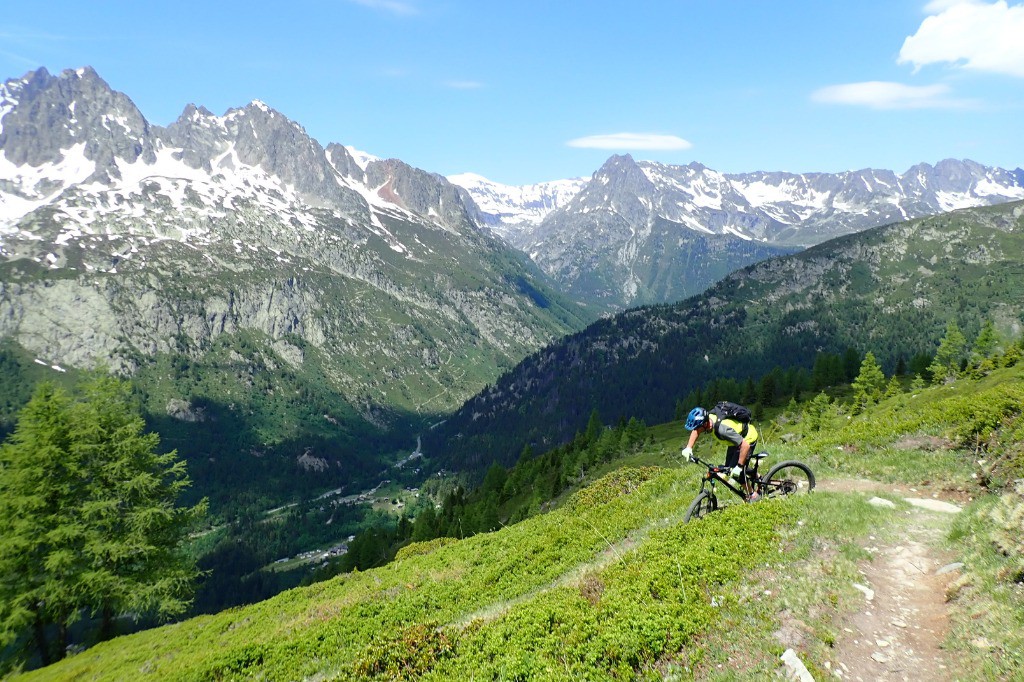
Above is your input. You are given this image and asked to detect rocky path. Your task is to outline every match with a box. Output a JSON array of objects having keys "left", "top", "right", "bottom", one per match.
[{"left": 815, "top": 479, "right": 965, "bottom": 682}]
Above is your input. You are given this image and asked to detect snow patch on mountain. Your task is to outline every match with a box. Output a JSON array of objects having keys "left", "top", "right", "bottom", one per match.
[
  {"left": 345, "top": 146, "right": 378, "bottom": 171},
  {"left": 447, "top": 172, "right": 587, "bottom": 243},
  {"left": 0, "top": 143, "right": 95, "bottom": 228}
]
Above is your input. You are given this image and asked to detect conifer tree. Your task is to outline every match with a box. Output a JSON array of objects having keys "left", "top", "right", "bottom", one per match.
[
  {"left": 883, "top": 376, "right": 902, "bottom": 399},
  {"left": 69, "top": 375, "right": 206, "bottom": 640},
  {"left": 623, "top": 417, "right": 645, "bottom": 450},
  {"left": 0, "top": 377, "right": 204, "bottom": 669},
  {"left": 583, "top": 409, "right": 603, "bottom": 446},
  {"left": 895, "top": 355, "right": 907, "bottom": 376},
  {"left": 843, "top": 347, "right": 862, "bottom": 382},
  {"left": 481, "top": 462, "right": 508, "bottom": 500},
  {"left": 803, "top": 391, "right": 833, "bottom": 432},
  {"left": 928, "top": 320, "right": 968, "bottom": 384},
  {"left": 0, "top": 383, "right": 79, "bottom": 666},
  {"left": 757, "top": 373, "right": 777, "bottom": 407},
  {"left": 851, "top": 351, "right": 886, "bottom": 413},
  {"left": 971, "top": 319, "right": 999, "bottom": 363}
]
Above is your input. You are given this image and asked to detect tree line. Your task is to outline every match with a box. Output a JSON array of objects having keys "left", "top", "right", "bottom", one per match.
[{"left": 308, "top": 414, "right": 649, "bottom": 581}]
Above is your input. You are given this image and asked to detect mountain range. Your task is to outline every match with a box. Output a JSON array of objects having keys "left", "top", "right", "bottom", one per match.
[
  {"left": 450, "top": 155, "right": 1024, "bottom": 310},
  {"left": 0, "top": 66, "right": 586, "bottom": 503},
  {"left": 2, "top": 64, "right": 1024, "bottom": 497},
  {"left": 427, "top": 200, "right": 1024, "bottom": 470}
]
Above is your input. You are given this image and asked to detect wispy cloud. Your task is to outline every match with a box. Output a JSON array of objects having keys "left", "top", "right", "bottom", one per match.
[
  {"left": 443, "top": 80, "right": 483, "bottom": 89},
  {"left": 0, "top": 48, "right": 41, "bottom": 70},
  {"left": 566, "top": 132, "right": 692, "bottom": 151},
  {"left": 347, "top": 0, "right": 419, "bottom": 17},
  {"left": 811, "top": 81, "right": 971, "bottom": 109},
  {"left": 901, "top": 0, "right": 1024, "bottom": 77}
]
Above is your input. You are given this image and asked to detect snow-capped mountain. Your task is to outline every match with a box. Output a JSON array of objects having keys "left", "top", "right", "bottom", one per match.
[
  {"left": 455, "top": 154, "right": 1024, "bottom": 310},
  {"left": 447, "top": 172, "right": 587, "bottom": 245},
  {"left": 0, "top": 66, "right": 585, "bottom": 436}
]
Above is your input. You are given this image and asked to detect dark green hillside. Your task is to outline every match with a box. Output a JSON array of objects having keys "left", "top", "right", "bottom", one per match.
[{"left": 428, "top": 201, "right": 1024, "bottom": 471}]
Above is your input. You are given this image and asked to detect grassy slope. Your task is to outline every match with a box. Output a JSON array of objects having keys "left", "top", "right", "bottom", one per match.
[{"left": 16, "top": 366, "right": 1024, "bottom": 681}]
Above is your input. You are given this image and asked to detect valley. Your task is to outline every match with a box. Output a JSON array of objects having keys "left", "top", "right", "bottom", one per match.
[{"left": 2, "top": 63, "right": 1024, "bottom": 678}]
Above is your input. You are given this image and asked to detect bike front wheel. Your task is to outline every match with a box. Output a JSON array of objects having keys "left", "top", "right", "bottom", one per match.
[
  {"left": 760, "top": 461, "right": 815, "bottom": 499},
  {"left": 684, "top": 490, "right": 719, "bottom": 523}
]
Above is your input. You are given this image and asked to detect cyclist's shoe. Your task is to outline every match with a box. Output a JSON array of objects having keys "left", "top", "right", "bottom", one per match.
[{"left": 746, "top": 492, "right": 761, "bottom": 503}]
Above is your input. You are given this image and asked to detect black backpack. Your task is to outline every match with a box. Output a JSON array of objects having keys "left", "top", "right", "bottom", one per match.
[{"left": 710, "top": 401, "right": 752, "bottom": 437}]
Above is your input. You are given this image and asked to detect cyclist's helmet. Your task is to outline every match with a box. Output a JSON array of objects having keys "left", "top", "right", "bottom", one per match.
[{"left": 685, "top": 407, "right": 708, "bottom": 430}]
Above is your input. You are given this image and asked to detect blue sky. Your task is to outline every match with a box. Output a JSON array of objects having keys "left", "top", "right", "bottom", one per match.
[{"left": 2, "top": 0, "right": 1023, "bottom": 185}]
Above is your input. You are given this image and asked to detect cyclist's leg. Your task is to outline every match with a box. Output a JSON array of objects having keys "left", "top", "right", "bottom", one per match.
[
  {"left": 724, "top": 445, "right": 740, "bottom": 468},
  {"left": 744, "top": 440, "right": 759, "bottom": 498}
]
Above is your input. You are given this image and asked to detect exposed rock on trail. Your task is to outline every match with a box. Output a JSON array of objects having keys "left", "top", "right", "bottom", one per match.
[{"left": 819, "top": 479, "right": 963, "bottom": 681}]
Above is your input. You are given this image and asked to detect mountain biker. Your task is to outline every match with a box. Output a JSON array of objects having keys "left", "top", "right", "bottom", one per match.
[{"left": 681, "top": 405, "right": 761, "bottom": 501}]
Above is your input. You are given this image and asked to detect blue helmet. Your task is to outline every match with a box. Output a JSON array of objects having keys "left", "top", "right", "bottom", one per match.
[{"left": 685, "top": 407, "right": 708, "bottom": 430}]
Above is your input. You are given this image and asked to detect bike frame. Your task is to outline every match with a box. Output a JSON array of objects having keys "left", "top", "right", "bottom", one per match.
[{"left": 689, "top": 453, "right": 757, "bottom": 502}]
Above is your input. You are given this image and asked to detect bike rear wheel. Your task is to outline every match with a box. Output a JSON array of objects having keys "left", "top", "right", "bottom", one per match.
[
  {"left": 684, "top": 490, "right": 719, "bottom": 523},
  {"left": 760, "top": 461, "right": 815, "bottom": 498}
]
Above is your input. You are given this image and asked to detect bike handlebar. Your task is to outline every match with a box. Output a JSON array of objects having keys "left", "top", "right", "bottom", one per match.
[{"left": 684, "top": 453, "right": 725, "bottom": 472}]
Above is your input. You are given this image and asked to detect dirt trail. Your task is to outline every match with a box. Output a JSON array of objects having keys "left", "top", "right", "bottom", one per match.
[{"left": 815, "top": 479, "right": 965, "bottom": 681}]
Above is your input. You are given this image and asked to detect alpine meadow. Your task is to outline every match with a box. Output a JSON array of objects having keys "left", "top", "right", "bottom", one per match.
[{"left": 2, "top": 58, "right": 1024, "bottom": 680}]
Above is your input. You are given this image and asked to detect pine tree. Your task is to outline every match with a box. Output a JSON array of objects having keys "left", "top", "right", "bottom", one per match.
[
  {"left": 0, "top": 383, "right": 80, "bottom": 666},
  {"left": 757, "top": 373, "right": 777, "bottom": 407},
  {"left": 895, "top": 355, "right": 907, "bottom": 376},
  {"left": 851, "top": 351, "right": 886, "bottom": 413},
  {"left": 622, "top": 417, "right": 645, "bottom": 450},
  {"left": 803, "top": 391, "right": 833, "bottom": 432},
  {"left": 884, "top": 376, "right": 902, "bottom": 399},
  {"left": 0, "top": 377, "right": 205, "bottom": 669},
  {"left": 843, "top": 347, "right": 862, "bottom": 382},
  {"left": 582, "top": 409, "right": 603, "bottom": 446},
  {"left": 971, "top": 319, "right": 999, "bottom": 363},
  {"left": 928, "top": 320, "right": 968, "bottom": 384},
  {"left": 411, "top": 506, "right": 438, "bottom": 542},
  {"left": 69, "top": 375, "right": 205, "bottom": 639}
]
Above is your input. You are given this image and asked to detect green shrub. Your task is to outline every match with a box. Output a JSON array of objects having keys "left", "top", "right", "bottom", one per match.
[
  {"left": 353, "top": 623, "right": 454, "bottom": 680},
  {"left": 989, "top": 481, "right": 1024, "bottom": 583},
  {"left": 394, "top": 537, "right": 457, "bottom": 561}
]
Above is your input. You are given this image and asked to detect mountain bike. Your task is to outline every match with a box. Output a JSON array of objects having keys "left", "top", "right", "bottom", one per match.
[{"left": 682, "top": 451, "right": 815, "bottom": 523}]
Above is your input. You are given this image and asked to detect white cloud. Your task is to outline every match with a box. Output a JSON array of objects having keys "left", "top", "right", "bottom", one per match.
[
  {"left": 922, "top": 0, "right": 982, "bottom": 12},
  {"left": 347, "top": 0, "right": 419, "bottom": 16},
  {"left": 900, "top": 1, "right": 1024, "bottom": 77},
  {"left": 810, "top": 81, "right": 970, "bottom": 109},
  {"left": 566, "top": 133, "right": 692, "bottom": 151}
]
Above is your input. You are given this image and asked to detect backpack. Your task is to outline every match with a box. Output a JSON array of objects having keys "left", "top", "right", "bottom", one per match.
[
  {"left": 710, "top": 401, "right": 751, "bottom": 438},
  {"left": 710, "top": 400, "right": 752, "bottom": 423}
]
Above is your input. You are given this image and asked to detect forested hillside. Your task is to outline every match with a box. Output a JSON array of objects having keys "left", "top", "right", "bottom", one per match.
[
  {"left": 428, "top": 201, "right": 1024, "bottom": 472},
  {"left": 12, "top": 341, "right": 1024, "bottom": 680}
]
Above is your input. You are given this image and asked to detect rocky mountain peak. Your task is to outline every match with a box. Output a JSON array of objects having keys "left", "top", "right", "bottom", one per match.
[
  {"left": 364, "top": 158, "right": 472, "bottom": 231},
  {"left": 592, "top": 154, "right": 651, "bottom": 189},
  {"left": 0, "top": 64, "right": 588, "bottom": 441},
  {"left": 326, "top": 142, "right": 366, "bottom": 184},
  {"left": 571, "top": 153, "right": 654, "bottom": 215},
  {"left": 0, "top": 65, "right": 155, "bottom": 178}
]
